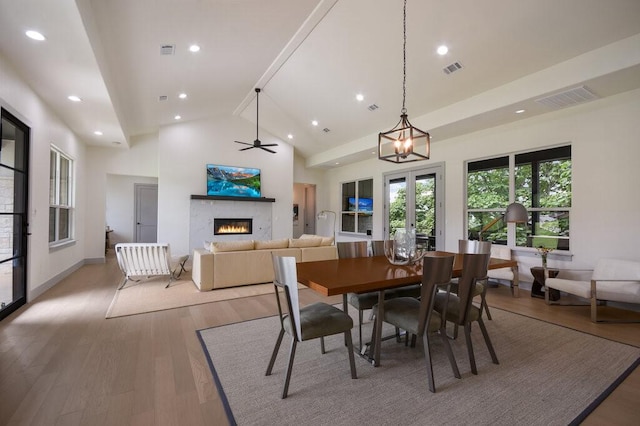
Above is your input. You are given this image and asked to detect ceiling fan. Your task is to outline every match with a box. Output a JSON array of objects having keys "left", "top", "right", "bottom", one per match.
[{"left": 235, "top": 88, "right": 278, "bottom": 154}]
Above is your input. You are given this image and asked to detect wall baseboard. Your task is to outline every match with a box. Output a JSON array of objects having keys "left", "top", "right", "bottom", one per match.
[{"left": 28, "top": 257, "right": 105, "bottom": 301}]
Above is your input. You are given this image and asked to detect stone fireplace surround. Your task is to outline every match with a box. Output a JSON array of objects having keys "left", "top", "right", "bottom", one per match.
[{"left": 189, "top": 195, "right": 274, "bottom": 255}]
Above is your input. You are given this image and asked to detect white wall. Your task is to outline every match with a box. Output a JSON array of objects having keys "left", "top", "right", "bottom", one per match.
[
  {"left": 0, "top": 53, "right": 87, "bottom": 299},
  {"left": 105, "top": 174, "right": 158, "bottom": 246},
  {"left": 325, "top": 89, "right": 640, "bottom": 278}
]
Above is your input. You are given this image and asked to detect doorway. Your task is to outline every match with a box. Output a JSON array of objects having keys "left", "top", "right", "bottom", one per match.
[
  {"left": 384, "top": 164, "right": 444, "bottom": 250},
  {"left": 0, "top": 109, "right": 29, "bottom": 321},
  {"left": 134, "top": 184, "right": 158, "bottom": 243}
]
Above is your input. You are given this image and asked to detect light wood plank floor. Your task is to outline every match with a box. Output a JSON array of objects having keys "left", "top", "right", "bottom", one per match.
[{"left": 1, "top": 257, "right": 639, "bottom": 425}]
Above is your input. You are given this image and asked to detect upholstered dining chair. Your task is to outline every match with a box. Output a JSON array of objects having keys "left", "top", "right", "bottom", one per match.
[
  {"left": 371, "top": 253, "right": 461, "bottom": 392},
  {"left": 434, "top": 252, "right": 499, "bottom": 375},
  {"left": 457, "top": 240, "right": 492, "bottom": 320},
  {"left": 266, "top": 255, "right": 357, "bottom": 398},
  {"left": 339, "top": 241, "right": 377, "bottom": 351}
]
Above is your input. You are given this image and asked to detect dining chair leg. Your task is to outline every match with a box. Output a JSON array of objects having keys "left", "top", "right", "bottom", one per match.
[
  {"left": 480, "top": 293, "right": 492, "bottom": 320},
  {"left": 464, "top": 323, "right": 478, "bottom": 375},
  {"left": 478, "top": 318, "right": 499, "bottom": 364},
  {"left": 420, "top": 334, "right": 436, "bottom": 393},
  {"left": 266, "top": 328, "right": 285, "bottom": 376},
  {"left": 439, "top": 330, "right": 461, "bottom": 379},
  {"left": 282, "top": 338, "right": 298, "bottom": 399},
  {"left": 358, "top": 310, "right": 364, "bottom": 350},
  {"left": 344, "top": 330, "right": 358, "bottom": 379},
  {"left": 320, "top": 336, "right": 326, "bottom": 354}
]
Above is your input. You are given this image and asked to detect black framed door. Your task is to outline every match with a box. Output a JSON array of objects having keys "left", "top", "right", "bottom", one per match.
[{"left": 0, "top": 109, "right": 29, "bottom": 321}]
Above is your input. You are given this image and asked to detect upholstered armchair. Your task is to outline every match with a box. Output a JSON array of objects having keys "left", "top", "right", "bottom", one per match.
[
  {"left": 545, "top": 258, "right": 640, "bottom": 322},
  {"left": 487, "top": 245, "right": 519, "bottom": 296}
]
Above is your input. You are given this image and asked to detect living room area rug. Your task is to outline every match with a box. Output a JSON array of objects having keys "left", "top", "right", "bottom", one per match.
[
  {"left": 105, "top": 274, "right": 279, "bottom": 318},
  {"left": 197, "top": 307, "right": 639, "bottom": 426}
]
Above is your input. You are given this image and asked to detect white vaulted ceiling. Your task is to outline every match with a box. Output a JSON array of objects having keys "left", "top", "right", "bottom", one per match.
[{"left": 1, "top": 0, "right": 639, "bottom": 167}]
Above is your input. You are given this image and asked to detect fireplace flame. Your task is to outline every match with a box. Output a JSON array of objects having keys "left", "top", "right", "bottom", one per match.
[{"left": 217, "top": 224, "right": 250, "bottom": 234}]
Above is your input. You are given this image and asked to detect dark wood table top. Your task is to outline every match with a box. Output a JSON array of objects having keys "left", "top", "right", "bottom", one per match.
[{"left": 296, "top": 252, "right": 518, "bottom": 297}]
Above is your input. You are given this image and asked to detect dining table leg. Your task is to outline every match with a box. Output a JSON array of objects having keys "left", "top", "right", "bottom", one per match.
[{"left": 343, "top": 294, "right": 349, "bottom": 346}]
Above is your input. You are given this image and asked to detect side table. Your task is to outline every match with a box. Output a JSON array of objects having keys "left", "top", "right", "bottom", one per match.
[{"left": 530, "top": 266, "right": 560, "bottom": 301}]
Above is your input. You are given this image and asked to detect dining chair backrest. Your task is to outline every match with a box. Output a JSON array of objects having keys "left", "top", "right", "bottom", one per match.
[
  {"left": 337, "top": 241, "right": 369, "bottom": 259},
  {"left": 455, "top": 253, "right": 491, "bottom": 325},
  {"left": 418, "top": 254, "right": 455, "bottom": 335},
  {"left": 371, "top": 240, "right": 385, "bottom": 257},
  {"left": 272, "top": 255, "right": 303, "bottom": 341},
  {"left": 458, "top": 239, "right": 492, "bottom": 255}
]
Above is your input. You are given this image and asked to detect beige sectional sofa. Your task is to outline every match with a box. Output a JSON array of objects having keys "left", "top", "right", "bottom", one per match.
[{"left": 191, "top": 236, "right": 337, "bottom": 291}]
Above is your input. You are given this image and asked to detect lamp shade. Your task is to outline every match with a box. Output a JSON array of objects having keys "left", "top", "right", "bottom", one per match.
[{"left": 504, "top": 202, "right": 528, "bottom": 223}]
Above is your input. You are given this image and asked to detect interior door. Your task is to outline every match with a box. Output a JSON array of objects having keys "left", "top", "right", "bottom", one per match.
[
  {"left": 135, "top": 183, "right": 158, "bottom": 243},
  {"left": 384, "top": 165, "right": 444, "bottom": 250},
  {"left": 0, "top": 109, "right": 29, "bottom": 321}
]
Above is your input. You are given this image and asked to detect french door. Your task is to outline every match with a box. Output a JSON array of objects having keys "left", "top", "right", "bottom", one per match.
[
  {"left": 384, "top": 164, "right": 444, "bottom": 250},
  {"left": 0, "top": 109, "right": 29, "bottom": 321}
]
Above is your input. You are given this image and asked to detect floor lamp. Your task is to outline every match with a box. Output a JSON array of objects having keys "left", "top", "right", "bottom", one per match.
[
  {"left": 316, "top": 210, "right": 337, "bottom": 242},
  {"left": 478, "top": 202, "right": 528, "bottom": 241}
]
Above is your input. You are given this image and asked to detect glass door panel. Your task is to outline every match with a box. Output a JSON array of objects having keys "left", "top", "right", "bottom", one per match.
[
  {"left": 387, "top": 177, "right": 406, "bottom": 237},
  {"left": 0, "top": 109, "right": 29, "bottom": 320},
  {"left": 414, "top": 174, "right": 436, "bottom": 250}
]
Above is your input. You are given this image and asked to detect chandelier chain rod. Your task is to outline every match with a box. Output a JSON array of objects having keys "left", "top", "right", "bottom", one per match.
[{"left": 401, "top": 0, "right": 407, "bottom": 115}]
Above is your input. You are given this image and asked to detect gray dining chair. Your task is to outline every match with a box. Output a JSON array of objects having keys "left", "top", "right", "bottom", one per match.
[
  {"left": 370, "top": 253, "right": 461, "bottom": 392},
  {"left": 266, "top": 255, "right": 357, "bottom": 398},
  {"left": 434, "top": 252, "right": 499, "bottom": 375},
  {"left": 339, "top": 241, "right": 379, "bottom": 351},
  {"left": 456, "top": 240, "right": 493, "bottom": 320}
]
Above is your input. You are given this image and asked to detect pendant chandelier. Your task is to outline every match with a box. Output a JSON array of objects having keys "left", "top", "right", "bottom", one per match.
[{"left": 378, "top": 0, "right": 430, "bottom": 164}]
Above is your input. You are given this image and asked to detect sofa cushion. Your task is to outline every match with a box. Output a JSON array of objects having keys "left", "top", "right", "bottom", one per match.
[
  {"left": 254, "top": 238, "right": 289, "bottom": 250},
  {"left": 300, "top": 234, "right": 334, "bottom": 246},
  {"left": 211, "top": 240, "right": 255, "bottom": 253},
  {"left": 289, "top": 238, "right": 322, "bottom": 248}
]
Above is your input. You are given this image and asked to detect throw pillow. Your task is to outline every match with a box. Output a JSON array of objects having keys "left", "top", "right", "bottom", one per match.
[
  {"left": 289, "top": 238, "right": 322, "bottom": 248},
  {"left": 211, "top": 240, "right": 255, "bottom": 253},
  {"left": 254, "top": 238, "right": 289, "bottom": 250}
]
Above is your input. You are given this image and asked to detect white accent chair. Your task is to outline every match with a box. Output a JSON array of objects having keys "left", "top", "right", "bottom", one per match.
[
  {"left": 545, "top": 258, "right": 640, "bottom": 322},
  {"left": 487, "top": 245, "right": 520, "bottom": 297},
  {"left": 115, "top": 243, "right": 174, "bottom": 290}
]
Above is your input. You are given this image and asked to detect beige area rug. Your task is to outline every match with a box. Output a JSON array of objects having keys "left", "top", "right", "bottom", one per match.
[
  {"left": 106, "top": 274, "right": 278, "bottom": 318},
  {"left": 198, "top": 307, "right": 640, "bottom": 426}
]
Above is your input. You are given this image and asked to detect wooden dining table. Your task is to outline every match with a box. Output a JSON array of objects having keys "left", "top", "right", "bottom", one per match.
[{"left": 296, "top": 252, "right": 518, "bottom": 366}]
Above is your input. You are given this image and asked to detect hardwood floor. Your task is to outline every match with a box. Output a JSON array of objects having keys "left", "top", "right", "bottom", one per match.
[{"left": 1, "top": 257, "right": 638, "bottom": 425}]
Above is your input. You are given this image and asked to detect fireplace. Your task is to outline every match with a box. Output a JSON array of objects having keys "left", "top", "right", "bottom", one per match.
[{"left": 214, "top": 218, "right": 253, "bottom": 235}]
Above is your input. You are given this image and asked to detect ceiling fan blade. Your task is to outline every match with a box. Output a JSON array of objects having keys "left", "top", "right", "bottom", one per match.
[
  {"left": 260, "top": 143, "right": 278, "bottom": 147},
  {"left": 235, "top": 141, "right": 252, "bottom": 146},
  {"left": 260, "top": 146, "right": 277, "bottom": 154},
  {"left": 239, "top": 146, "right": 254, "bottom": 151}
]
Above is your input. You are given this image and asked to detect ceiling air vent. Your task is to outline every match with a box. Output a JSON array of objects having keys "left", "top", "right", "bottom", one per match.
[
  {"left": 323, "top": 128, "right": 331, "bottom": 133},
  {"left": 535, "top": 85, "right": 599, "bottom": 109},
  {"left": 160, "top": 44, "right": 175, "bottom": 55},
  {"left": 368, "top": 104, "right": 379, "bottom": 111},
  {"left": 158, "top": 95, "right": 168, "bottom": 101},
  {"left": 443, "top": 62, "right": 463, "bottom": 75}
]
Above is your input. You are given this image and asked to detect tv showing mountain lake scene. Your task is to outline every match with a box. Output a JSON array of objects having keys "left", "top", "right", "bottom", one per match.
[{"left": 206, "top": 164, "right": 261, "bottom": 198}]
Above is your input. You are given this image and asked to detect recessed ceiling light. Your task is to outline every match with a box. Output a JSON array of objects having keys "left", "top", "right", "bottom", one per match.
[
  {"left": 174, "top": 115, "right": 181, "bottom": 120},
  {"left": 356, "top": 93, "right": 364, "bottom": 102},
  {"left": 189, "top": 44, "right": 200, "bottom": 53},
  {"left": 67, "top": 95, "right": 82, "bottom": 102},
  {"left": 437, "top": 45, "right": 448, "bottom": 55},
  {"left": 94, "top": 131, "right": 103, "bottom": 136},
  {"left": 335, "top": 162, "right": 340, "bottom": 165},
  {"left": 26, "top": 30, "right": 45, "bottom": 41},
  {"left": 515, "top": 109, "right": 525, "bottom": 114},
  {"left": 178, "top": 93, "right": 187, "bottom": 99},
  {"left": 287, "top": 134, "right": 293, "bottom": 139},
  {"left": 311, "top": 120, "right": 318, "bottom": 126}
]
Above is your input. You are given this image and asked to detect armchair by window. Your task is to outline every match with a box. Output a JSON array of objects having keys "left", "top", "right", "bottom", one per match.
[{"left": 545, "top": 258, "right": 640, "bottom": 322}]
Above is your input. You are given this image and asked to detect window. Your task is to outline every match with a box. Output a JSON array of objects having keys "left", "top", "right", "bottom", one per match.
[
  {"left": 340, "top": 178, "right": 373, "bottom": 235},
  {"left": 467, "top": 146, "right": 571, "bottom": 250},
  {"left": 49, "top": 147, "right": 74, "bottom": 244}
]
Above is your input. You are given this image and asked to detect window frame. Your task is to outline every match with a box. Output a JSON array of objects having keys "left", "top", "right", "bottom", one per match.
[
  {"left": 465, "top": 145, "right": 571, "bottom": 250},
  {"left": 49, "top": 145, "right": 75, "bottom": 246}
]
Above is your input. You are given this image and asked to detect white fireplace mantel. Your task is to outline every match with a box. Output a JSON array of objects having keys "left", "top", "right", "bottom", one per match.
[{"left": 189, "top": 195, "right": 274, "bottom": 254}]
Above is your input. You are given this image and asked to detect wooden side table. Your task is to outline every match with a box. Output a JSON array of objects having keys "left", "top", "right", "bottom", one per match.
[{"left": 530, "top": 266, "right": 560, "bottom": 300}]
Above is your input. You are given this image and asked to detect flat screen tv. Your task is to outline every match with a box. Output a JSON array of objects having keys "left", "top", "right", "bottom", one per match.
[
  {"left": 206, "top": 164, "right": 261, "bottom": 198},
  {"left": 348, "top": 197, "right": 373, "bottom": 212}
]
